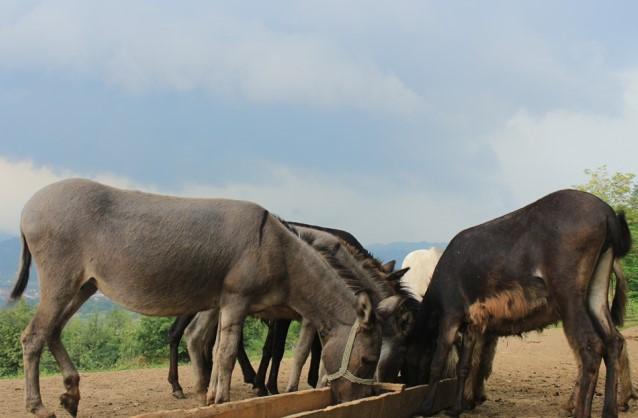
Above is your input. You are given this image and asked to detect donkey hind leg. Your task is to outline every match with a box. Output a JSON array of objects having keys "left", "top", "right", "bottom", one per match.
[
  {"left": 618, "top": 342, "right": 638, "bottom": 411},
  {"left": 167, "top": 314, "right": 196, "bottom": 399},
  {"left": 253, "top": 321, "right": 274, "bottom": 396},
  {"left": 22, "top": 274, "right": 83, "bottom": 418},
  {"left": 237, "top": 330, "right": 257, "bottom": 385},
  {"left": 210, "top": 302, "right": 249, "bottom": 404},
  {"left": 587, "top": 248, "right": 622, "bottom": 418},
  {"left": 48, "top": 279, "right": 98, "bottom": 417},
  {"left": 267, "top": 319, "right": 292, "bottom": 395},
  {"left": 420, "top": 316, "right": 462, "bottom": 416},
  {"left": 561, "top": 292, "right": 605, "bottom": 418},
  {"left": 307, "top": 332, "right": 322, "bottom": 388},
  {"left": 286, "top": 318, "right": 316, "bottom": 392}
]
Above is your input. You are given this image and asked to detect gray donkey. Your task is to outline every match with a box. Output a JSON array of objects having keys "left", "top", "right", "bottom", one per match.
[
  {"left": 10, "top": 179, "right": 388, "bottom": 418},
  {"left": 182, "top": 225, "right": 417, "bottom": 403}
]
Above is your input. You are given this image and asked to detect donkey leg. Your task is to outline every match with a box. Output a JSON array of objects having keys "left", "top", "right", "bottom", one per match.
[
  {"left": 286, "top": 318, "right": 316, "bottom": 392},
  {"left": 561, "top": 300, "right": 604, "bottom": 418},
  {"left": 462, "top": 334, "right": 482, "bottom": 410},
  {"left": 587, "top": 249, "right": 621, "bottom": 418},
  {"left": 211, "top": 303, "right": 248, "bottom": 404},
  {"left": 207, "top": 317, "right": 223, "bottom": 405},
  {"left": 307, "top": 332, "right": 322, "bottom": 388},
  {"left": 267, "top": 319, "right": 291, "bottom": 395},
  {"left": 186, "top": 310, "right": 218, "bottom": 405},
  {"left": 22, "top": 276, "right": 80, "bottom": 417},
  {"left": 167, "top": 314, "right": 196, "bottom": 399},
  {"left": 420, "top": 316, "right": 462, "bottom": 415},
  {"left": 237, "top": 331, "right": 257, "bottom": 385},
  {"left": 472, "top": 335, "right": 498, "bottom": 407},
  {"left": 618, "top": 342, "right": 637, "bottom": 411},
  {"left": 447, "top": 331, "right": 478, "bottom": 417},
  {"left": 48, "top": 280, "right": 97, "bottom": 417},
  {"left": 254, "top": 321, "right": 274, "bottom": 396}
]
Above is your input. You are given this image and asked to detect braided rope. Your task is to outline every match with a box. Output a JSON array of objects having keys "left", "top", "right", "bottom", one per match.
[{"left": 325, "top": 320, "right": 377, "bottom": 386}]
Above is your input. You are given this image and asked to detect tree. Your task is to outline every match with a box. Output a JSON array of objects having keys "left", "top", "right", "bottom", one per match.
[{"left": 576, "top": 165, "right": 638, "bottom": 221}]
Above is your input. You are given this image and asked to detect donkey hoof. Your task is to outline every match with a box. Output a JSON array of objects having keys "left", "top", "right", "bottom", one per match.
[
  {"left": 32, "top": 406, "right": 56, "bottom": 418},
  {"left": 267, "top": 386, "right": 279, "bottom": 395},
  {"left": 558, "top": 407, "right": 573, "bottom": 417},
  {"left": 444, "top": 408, "right": 462, "bottom": 417},
  {"left": 60, "top": 393, "right": 79, "bottom": 417},
  {"left": 255, "top": 387, "right": 268, "bottom": 397},
  {"left": 172, "top": 389, "right": 186, "bottom": 399}
]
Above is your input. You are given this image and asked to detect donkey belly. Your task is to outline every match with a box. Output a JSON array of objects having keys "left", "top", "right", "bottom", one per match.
[
  {"left": 86, "top": 244, "right": 230, "bottom": 316},
  {"left": 94, "top": 270, "right": 225, "bottom": 316}
]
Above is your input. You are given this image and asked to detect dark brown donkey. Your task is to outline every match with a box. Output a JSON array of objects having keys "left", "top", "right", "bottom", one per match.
[{"left": 412, "top": 190, "right": 631, "bottom": 418}]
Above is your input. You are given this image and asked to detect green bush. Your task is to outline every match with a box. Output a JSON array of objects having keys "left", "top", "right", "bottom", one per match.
[{"left": 0, "top": 301, "right": 33, "bottom": 376}]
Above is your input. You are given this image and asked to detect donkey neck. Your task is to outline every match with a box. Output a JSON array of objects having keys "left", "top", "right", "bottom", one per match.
[
  {"left": 281, "top": 233, "right": 358, "bottom": 336},
  {"left": 299, "top": 227, "right": 391, "bottom": 306}
]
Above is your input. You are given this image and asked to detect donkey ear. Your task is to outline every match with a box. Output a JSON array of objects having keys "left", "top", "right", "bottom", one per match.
[
  {"left": 356, "top": 291, "right": 376, "bottom": 330},
  {"left": 386, "top": 267, "right": 410, "bottom": 282},
  {"left": 381, "top": 260, "right": 396, "bottom": 273}
]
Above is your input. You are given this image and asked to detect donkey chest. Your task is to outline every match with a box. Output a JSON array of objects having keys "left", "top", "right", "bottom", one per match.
[{"left": 466, "top": 287, "right": 559, "bottom": 336}]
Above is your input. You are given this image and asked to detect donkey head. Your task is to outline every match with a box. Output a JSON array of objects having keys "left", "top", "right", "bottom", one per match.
[
  {"left": 322, "top": 292, "right": 382, "bottom": 403},
  {"left": 375, "top": 292, "right": 418, "bottom": 381}
]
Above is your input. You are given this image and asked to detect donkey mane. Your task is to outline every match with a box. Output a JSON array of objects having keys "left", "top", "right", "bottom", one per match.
[{"left": 300, "top": 237, "right": 368, "bottom": 296}]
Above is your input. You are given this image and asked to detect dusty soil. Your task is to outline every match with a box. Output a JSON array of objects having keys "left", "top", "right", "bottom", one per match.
[{"left": 2, "top": 327, "right": 638, "bottom": 417}]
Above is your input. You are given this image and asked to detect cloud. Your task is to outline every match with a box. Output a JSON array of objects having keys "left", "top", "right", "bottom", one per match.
[
  {"left": 488, "top": 71, "right": 638, "bottom": 205},
  {"left": 0, "top": 1, "right": 425, "bottom": 115},
  {"left": 0, "top": 155, "right": 496, "bottom": 244},
  {"left": 0, "top": 157, "right": 157, "bottom": 236}
]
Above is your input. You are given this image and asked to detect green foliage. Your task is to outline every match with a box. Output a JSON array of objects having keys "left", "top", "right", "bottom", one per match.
[
  {"left": 0, "top": 306, "right": 192, "bottom": 377},
  {"left": 0, "top": 303, "right": 288, "bottom": 377},
  {"left": 576, "top": 165, "right": 638, "bottom": 221},
  {"left": 0, "top": 301, "right": 32, "bottom": 376}
]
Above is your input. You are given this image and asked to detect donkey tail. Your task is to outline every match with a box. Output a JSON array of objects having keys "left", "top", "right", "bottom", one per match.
[
  {"left": 609, "top": 211, "right": 632, "bottom": 258},
  {"left": 9, "top": 233, "right": 32, "bottom": 302},
  {"left": 611, "top": 259, "right": 628, "bottom": 326}
]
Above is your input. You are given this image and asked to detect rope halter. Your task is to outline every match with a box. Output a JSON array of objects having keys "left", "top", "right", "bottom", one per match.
[{"left": 324, "top": 320, "right": 377, "bottom": 386}]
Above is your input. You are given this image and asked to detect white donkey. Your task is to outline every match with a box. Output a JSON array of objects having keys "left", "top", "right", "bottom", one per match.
[{"left": 400, "top": 247, "right": 444, "bottom": 301}]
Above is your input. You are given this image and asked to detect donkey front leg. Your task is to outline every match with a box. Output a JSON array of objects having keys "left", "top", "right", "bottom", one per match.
[
  {"left": 267, "top": 319, "right": 291, "bottom": 395},
  {"left": 236, "top": 331, "right": 257, "bottom": 385},
  {"left": 210, "top": 304, "right": 248, "bottom": 404},
  {"left": 449, "top": 331, "right": 478, "bottom": 417},
  {"left": 253, "top": 321, "right": 274, "bottom": 396},
  {"left": 286, "top": 318, "right": 316, "bottom": 392},
  {"left": 419, "top": 316, "right": 462, "bottom": 416},
  {"left": 308, "top": 332, "right": 322, "bottom": 388}
]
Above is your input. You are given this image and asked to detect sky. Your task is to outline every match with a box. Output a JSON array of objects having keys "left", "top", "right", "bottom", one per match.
[{"left": 1, "top": 0, "right": 637, "bottom": 244}]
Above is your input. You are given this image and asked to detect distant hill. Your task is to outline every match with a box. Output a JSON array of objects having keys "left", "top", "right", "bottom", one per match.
[
  {"left": 0, "top": 235, "right": 444, "bottom": 310},
  {"left": 366, "top": 241, "right": 447, "bottom": 266}
]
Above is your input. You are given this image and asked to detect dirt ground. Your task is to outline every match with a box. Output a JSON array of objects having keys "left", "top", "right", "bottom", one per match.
[{"left": 3, "top": 326, "right": 638, "bottom": 417}]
